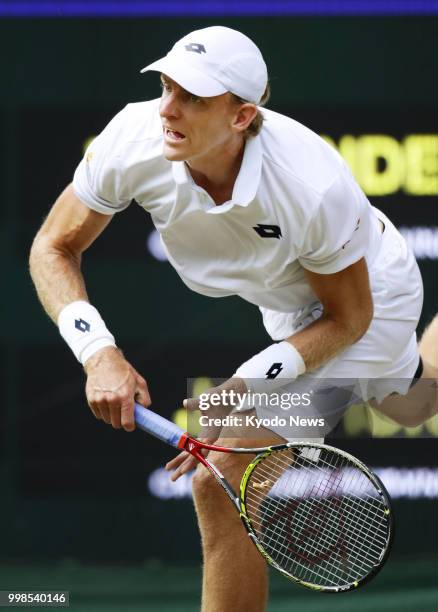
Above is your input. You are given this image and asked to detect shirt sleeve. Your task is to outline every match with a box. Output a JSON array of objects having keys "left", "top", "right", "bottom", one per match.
[
  {"left": 298, "top": 173, "right": 371, "bottom": 274},
  {"left": 73, "top": 106, "right": 133, "bottom": 215}
]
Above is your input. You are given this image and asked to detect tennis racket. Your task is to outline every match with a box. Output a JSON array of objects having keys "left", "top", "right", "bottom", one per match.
[{"left": 134, "top": 403, "right": 393, "bottom": 593}]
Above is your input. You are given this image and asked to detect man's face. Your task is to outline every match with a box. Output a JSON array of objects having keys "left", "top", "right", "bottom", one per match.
[{"left": 158, "top": 74, "right": 241, "bottom": 163}]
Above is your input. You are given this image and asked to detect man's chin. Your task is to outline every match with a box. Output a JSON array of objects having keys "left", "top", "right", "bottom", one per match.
[{"left": 163, "top": 143, "right": 188, "bottom": 162}]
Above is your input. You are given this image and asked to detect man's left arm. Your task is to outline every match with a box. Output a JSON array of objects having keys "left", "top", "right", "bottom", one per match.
[
  {"left": 286, "top": 256, "right": 373, "bottom": 370},
  {"left": 166, "top": 259, "right": 373, "bottom": 480}
]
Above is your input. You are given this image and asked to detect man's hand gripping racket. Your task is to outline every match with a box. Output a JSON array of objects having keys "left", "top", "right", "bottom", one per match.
[{"left": 134, "top": 403, "right": 393, "bottom": 593}]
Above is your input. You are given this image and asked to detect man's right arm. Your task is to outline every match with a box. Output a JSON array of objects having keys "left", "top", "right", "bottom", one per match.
[{"left": 29, "top": 184, "right": 150, "bottom": 430}]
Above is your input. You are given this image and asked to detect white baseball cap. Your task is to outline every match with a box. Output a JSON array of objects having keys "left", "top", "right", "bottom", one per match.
[{"left": 140, "top": 26, "right": 268, "bottom": 105}]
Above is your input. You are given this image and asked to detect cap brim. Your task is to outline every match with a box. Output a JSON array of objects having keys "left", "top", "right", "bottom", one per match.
[{"left": 140, "top": 56, "right": 227, "bottom": 98}]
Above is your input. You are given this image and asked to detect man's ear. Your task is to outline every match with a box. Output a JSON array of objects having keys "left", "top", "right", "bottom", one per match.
[{"left": 232, "top": 103, "right": 258, "bottom": 134}]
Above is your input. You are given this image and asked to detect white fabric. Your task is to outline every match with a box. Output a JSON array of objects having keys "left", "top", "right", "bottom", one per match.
[
  {"left": 58, "top": 301, "right": 116, "bottom": 364},
  {"left": 72, "top": 99, "right": 423, "bottom": 411},
  {"left": 140, "top": 26, "right": 268, "bottom": 104},
  {"left": 261, "top": 212, "right": 423, "bottom": 398},
  {"left": 73, "top": 99, "right": 381, "bottom": 314},
  {"left": 240, "top": 212, "right": 423, "bottom": 441},
  {"left": 234, "top": 341, "right": 306, "bottom": 393}
]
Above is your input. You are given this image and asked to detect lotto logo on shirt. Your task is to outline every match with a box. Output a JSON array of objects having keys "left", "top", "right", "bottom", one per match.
[{"left": 253, "top": 224, "right": 282, "bottom": 239}]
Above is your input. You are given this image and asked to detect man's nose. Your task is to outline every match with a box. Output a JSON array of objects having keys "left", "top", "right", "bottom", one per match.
[{"left": 159, "top": 93, "right": 181, "bottom": 120}]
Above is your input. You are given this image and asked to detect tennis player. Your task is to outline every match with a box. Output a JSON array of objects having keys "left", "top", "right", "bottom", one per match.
[{"left": 29, "top": 26, "right": 438, "bottom": 611}]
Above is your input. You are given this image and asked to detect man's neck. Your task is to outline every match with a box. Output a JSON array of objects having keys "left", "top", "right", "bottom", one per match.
[{"left": 186, "top": 137, "right": 245, "bottom": 205}]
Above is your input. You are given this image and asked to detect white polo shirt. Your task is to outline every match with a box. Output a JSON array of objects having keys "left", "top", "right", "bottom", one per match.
[{"left": 73, "top": 98, "right": 383, "bottom": 332}]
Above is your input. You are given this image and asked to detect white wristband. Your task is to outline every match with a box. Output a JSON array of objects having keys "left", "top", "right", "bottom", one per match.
[
  {"left": 234, "top": 341, "right": 306, "bottom": 393},
  {"left": 58, "top": 301, "right": 116, "bottom": 365}
]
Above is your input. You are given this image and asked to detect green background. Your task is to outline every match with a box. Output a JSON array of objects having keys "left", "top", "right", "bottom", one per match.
[{"left": 1, "top": 15, "right": 438, "bottom": 610}]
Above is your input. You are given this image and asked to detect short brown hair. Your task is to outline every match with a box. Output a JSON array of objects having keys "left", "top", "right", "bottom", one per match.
[{"left": 231, "top": 82, "right": 271, "bottom": 139}]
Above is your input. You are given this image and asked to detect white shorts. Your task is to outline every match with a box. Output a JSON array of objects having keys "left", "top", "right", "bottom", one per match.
[{"left": 255, "top": 211, "right": 424, "bottom": 441}]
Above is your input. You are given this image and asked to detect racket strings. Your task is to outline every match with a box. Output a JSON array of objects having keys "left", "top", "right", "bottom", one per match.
[
  {"left": 247, "top": 490, "right": 382, "bottom": 584},
  {"left": 252, "top": 456, "right": 388, "bottom": 556},
  {"left": 243, "top": 446, "right": 391, "bottom": 588},
  {"left": 250, "top": 449, "right": 383, "bottom": 509},
  {"left": 246, "top": 486, "right": 387, "bottom": 563},
  {"left": 247, "top": 459, "right": 389, "bottom": 541},
  {"left": 248, "top": 457, "right": 387, "bottom": 583},
  {"left": 247, "top": 474, "right": 388, "bottom": 555},
  {"left": 246, "top": 488, "right": 385, "bottom": 582},
  {"left": 248, "top": 460, "right": 387, "bottom": 520}
]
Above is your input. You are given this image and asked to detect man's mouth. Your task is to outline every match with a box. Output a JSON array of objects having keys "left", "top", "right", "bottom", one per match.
[{"left": 164, "top": 127, "right": 186, "bottom": 141}]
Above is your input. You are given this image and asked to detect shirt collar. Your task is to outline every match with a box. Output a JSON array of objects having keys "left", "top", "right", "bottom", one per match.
[{"left": 171, "top": 134, "right": 262, "bottom": 214}]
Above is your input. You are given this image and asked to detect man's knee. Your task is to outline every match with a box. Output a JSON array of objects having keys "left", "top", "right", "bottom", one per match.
[
  {"left": 192, "top": 462, "right": 216, "bottom": 504},
  {"left": 192, "top": 451, "right": 249, "bottom": 518}
]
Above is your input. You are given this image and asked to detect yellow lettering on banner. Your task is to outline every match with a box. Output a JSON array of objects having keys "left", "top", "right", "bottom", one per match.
[
  {"left": 320, "top": 132, "right": 438, "bottom": 196},
  {"left": 357, "top": 135, "right": 404, "bottom": 196},
  {"left": 404, "top": 135, "right": 438, "bottom": 195}
]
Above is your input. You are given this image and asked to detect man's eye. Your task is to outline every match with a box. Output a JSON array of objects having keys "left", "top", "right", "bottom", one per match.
[
  {"left": 160, "top": 82, "right": 171, "bottom": 92},
  {"left": 190, "top": 94, "right": 201, "bottom": 103}
]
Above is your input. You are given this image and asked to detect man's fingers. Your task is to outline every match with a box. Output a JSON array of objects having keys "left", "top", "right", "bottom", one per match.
[
  {"left": 99, "top": 403, "right": 111, "bottom": 424},
  {"left": 88, "top": 401, "right": 100, "bottom": 420},
  {"left": 169, "top": 456, "right": 198, "bottom": 481},
  {"left": 84, "top": 353, "right": 151, "bottom": 431},
  {"left": 134, "top": 387, "right": 151, "bottom": 408},
  {"left": 165, "top": 438, "right": 215, "bottom": 472},
  {"left": 120, "top": 396, "right": 135, "bottom": 432},
  {"left": 89, "top": 393, "right": 111, "bottom": 424},
  {"left": 109, "top": 401, "right": 122, "bottom": 429},
  {"left": 165, "top": 451, "right": 188, "bottom": 471},
  {"left": 133, "top": 371, "right": 152, "bottom": 406},
  {"left": 183, "top": 397, "right": 200, "bottom": 412},
  {"left": 165, "top": 442, "right": 211, "bottom": 472},
  {"left": 165, "top": 440, "right": 215, "bottom": 481}
]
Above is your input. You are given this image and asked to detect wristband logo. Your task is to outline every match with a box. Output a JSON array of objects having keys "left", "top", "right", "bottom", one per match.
[
  {"left": 75, "top": 318, "right": 91, "bottom": 333},
  {"left": 265, "top": 362, "right": 283, "bottom": 379}
]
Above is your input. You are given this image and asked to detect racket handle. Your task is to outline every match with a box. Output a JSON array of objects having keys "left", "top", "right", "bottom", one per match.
[{"left": 134, "top": 403, "right": 185, "bottom": 448}]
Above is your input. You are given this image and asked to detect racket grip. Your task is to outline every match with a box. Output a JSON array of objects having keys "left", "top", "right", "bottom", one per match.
[{"left": 134, "top": 403, "right": 185, "bottom": 448}]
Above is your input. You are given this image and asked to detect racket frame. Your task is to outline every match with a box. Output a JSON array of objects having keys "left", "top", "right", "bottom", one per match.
[
  {"left": 134, "top": 404, "right": 394, "bottom": 593},
  {"left": 177, "top": 434, "right": 394, "bottom": 593}
]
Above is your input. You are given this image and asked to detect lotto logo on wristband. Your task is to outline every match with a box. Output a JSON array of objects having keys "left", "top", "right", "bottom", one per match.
[
  {"left": 75, "top": 318, "right": 91, "bottom": 333},
  {"left": 234, "top": 342, "right": 305, "bottom": 393},
  {"left": 265, "top": 362, "right": 283, "bottom": 379}
]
